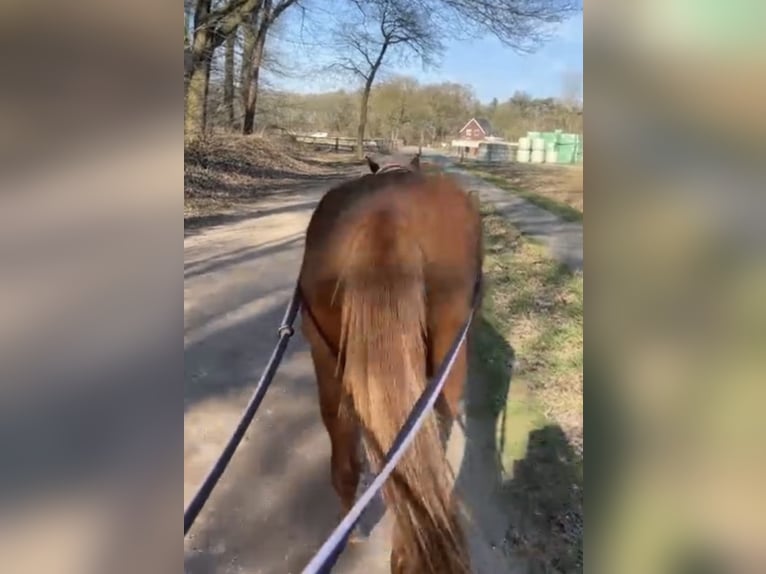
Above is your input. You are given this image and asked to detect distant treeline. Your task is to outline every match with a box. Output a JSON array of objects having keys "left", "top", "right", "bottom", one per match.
[{"left": 206, "top": 75, "right": 582, "bottom": 145}]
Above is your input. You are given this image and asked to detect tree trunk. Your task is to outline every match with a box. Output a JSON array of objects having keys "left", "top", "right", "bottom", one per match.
[
  {"left": 239, "top": 24, "right": 255, "bottom": 131},
  {"left": 240, "top": 0, "right": 283, "bottom": 135},
  {"left": 355, "top": 41, "right": 389, "bottom": 159},
  {"left": 185, "top": 0, "right": 269, "bottom": 141},
  {"left": 184, "top": 48, "right": 193, "bottom": 92},
  {"left": 184, "top": 0, "right": 213, "bottom": 143},
  {"left": 356, "top": 82, "right": 373, "bottom": 159},
  {"left": 184, "top": 12, "right": 192, "bottom": 87},
  {"left": 185, "top": 60, "right": 211, "bottom": 142},
  {"left": 242, "top": 29, "right": 267, "bottom": 135},
  {"left": 223, "top": 31, "right": 237, "bottom": 129}
]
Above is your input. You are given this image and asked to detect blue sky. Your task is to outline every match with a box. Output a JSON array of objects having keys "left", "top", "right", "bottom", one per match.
[
  {"left": 269, "top": 7, "right": 582, "bottom": 103},
  {"left": 392, "top": 13, "right": 583, "bottom": 102}
]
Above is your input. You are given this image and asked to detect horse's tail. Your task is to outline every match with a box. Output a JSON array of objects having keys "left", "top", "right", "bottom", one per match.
[{"left": 337, "top": 206, "right": 469, "bottom": 573}]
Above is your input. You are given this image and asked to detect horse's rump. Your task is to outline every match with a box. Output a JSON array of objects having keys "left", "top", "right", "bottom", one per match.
[{"left": 299, "top": 169, "right": 480, "bottom": 573}]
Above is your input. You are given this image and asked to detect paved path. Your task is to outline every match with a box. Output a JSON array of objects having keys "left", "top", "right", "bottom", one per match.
[
  {"left": 415, "top": 149, "right": 583, "bottom": 271},
  {"left": 184, "top": 174, "right": 518, "bottom": 574}
]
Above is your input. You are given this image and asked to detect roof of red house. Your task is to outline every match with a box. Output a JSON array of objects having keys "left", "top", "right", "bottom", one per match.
[{"left": 459, "top": 117, "right": 493, "bottom": 135}]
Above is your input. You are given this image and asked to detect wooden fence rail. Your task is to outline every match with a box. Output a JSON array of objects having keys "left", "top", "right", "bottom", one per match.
[{"left": 294, "top": 135, "right": 393, "bottom": 154}]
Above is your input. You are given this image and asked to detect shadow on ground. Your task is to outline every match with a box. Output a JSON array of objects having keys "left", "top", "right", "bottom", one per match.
[
  {"left": 184, "top": 298, "right": 382, "bottom": 574},
  {"left": 185, "top": 170, "right": 348, "bottom": 197},
  {"left": 183, "top": 233, "right": 305, "bottom": 412},
  {"left": 458, "top": 314, "right": 584, "bottom": 573},
  {"left": 184, "top": 343, "right": 367, "bottom": 574},
  {"left": 184, "top": 187, "right": 340, "bottom": 238},
  {"left": 184, "top": 230, "right": 387, "bottom": 572},
  {"left": 184, "top": 233, "right": 305, "bottom": 280},
  {"left": 299, "top": 155, "right": 364, "bottom": 171}
]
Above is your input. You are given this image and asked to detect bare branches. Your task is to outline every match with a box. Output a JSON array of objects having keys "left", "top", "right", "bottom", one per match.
[
  {"left": 332, "top": 0, "right": 441, "bottom": 84},
  {"left": 326, "top": 0, "right": 443, "bottom": 157},
  {"left": 191, "top": 0, "right": 264, "bottom": 50},
  {"left": 428, "top": 0, "right": 580, "bottom": 52}
]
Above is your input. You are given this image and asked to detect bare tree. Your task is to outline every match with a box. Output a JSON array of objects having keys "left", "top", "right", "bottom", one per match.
[
  {"left": 370, "top": 76, "right": 420, "bottom": 142},
  {"left": 223, "top": 31, "right": 238, "bottom": 128},
  {"left": 185, "top": 0, "right": 264, "bottom": 142},
  {"left": 240, "top": 0, "right": 299, "bottom": 135},
  {"left": 332, "top": 0, "right": 440, "bottom": 158}
]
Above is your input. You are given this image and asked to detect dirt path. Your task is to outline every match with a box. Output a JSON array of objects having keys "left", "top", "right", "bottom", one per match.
[{"left": 184, "top": 178, "right": 519, "bottom": 574}]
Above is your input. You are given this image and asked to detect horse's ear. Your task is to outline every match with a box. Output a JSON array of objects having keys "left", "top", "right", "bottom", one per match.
[
  {"left": 365, "top": 156, "right": 380, "bottom": 174},
  {"left": 410, "top": 153, "right": 421, "bottom": 170}
]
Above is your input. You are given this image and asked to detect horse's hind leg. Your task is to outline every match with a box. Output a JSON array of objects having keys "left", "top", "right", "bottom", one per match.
[
  {"left": 304, "top": 317, "right": 361, "bottom": 517},
  {"left": 429, "top": 291, "right": 471, "bottom": 445}
]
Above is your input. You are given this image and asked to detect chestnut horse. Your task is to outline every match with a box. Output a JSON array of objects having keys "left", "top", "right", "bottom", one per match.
[{"left": 298, "top": 155, "right": 483, "bottom": 573}]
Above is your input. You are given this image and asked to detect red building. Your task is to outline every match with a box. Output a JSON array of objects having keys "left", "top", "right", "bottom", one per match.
[{"left": 457, "top": 117, "right": 493, "bottom": 141}]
